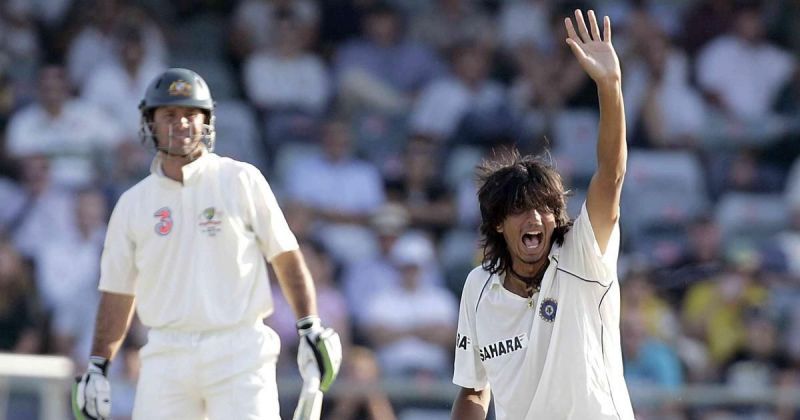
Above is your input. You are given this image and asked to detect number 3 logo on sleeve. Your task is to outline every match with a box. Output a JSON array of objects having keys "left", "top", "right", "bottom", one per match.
[{"left": 153, "top": 207, "right": 173, "bottom": 236}]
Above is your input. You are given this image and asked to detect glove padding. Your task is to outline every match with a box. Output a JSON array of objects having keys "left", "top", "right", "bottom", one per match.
[
  {"left": 72, "top": 356, "right": 111, "bottom": 420},
  {"left": 296, "top": 316, "right": 342, "bottom": 392}
]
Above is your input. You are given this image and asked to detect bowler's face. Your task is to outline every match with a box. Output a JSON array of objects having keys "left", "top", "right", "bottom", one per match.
[{"left": 498, "top": 207, "right": 556, "bottom": 267}]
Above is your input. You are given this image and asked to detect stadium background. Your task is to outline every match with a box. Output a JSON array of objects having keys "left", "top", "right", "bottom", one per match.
[{"left": 0, "top": 0, "right": 799, "bottom": 419}]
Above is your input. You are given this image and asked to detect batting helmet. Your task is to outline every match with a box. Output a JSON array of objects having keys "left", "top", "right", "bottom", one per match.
[{"left": 139, "top": 68, "right": 216, "bottom": 152}]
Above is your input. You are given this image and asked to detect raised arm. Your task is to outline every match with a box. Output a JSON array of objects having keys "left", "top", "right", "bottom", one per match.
[{"left": 565, "top": 9, "right": 626, "bottom": 253}]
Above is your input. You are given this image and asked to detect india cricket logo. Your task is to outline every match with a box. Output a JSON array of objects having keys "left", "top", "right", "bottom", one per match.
[
  {"left": 539, "top": 298, "right": 558, "bottom": 322},
  {"left": 153, "top": 207, "right": 173, "bottom": 236}
]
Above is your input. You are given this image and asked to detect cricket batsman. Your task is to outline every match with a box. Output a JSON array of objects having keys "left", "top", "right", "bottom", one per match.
[{"left": 72, "top": 68, "right": 341, "bottom": 419}]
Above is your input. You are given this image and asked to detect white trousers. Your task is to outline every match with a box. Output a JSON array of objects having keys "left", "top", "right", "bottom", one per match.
[{"left": 132, "top": 321, "right": 281, "bottom": 420}]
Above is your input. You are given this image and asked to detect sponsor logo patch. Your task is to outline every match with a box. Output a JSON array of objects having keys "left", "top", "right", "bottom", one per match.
[{"left": 153, "top": 207, "right": 173, "bottom": 236}]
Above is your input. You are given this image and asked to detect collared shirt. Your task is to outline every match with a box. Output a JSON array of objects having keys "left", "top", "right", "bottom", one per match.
[
  {"left": 99, "top": 153, "right": 298, "bottom": 331},
  {"left": 453, "top": 202, "right": 634, "bottom": 420}
]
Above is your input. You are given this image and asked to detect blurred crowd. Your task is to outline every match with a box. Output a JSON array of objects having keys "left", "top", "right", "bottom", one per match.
[{"left": 0, "top": 0, "right": 799, "bottom": 419}]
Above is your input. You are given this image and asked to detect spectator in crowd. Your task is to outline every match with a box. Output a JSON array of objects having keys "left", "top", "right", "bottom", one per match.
[
  {"left": 383, "top": 135, "right": 457, "bottom": 237},
  {"left": 497, "top": 0, "right": 552, "bottom": 54},
  {"left": 720, "top": 309, "right": 794, "bottom": 418},
  {"left": 334, "top": 3, "right": 444, "bottom": 114},
  {"left": 327, "top": 346, "right": 397, "bottom": 420},
  {"left": 621, "top": 307, "right": 685, "bottom": 419},
  {"left": 5, "top": 65, "right": 125, "bottom": 188},
  {"left": 0, "top": 1, "right": 42, "bottom": 97},
  {"left": 66, "top": 0, "right": 166, "bottom": 89},
  {"left": 680, "top": 0, "right": 736, "bottom": 57},
  {"left": 283, "top": 118, "right": 385, "bottom": 262},
  {"left": 36, "top": 187, "right": 107, "bottom": 361},
  {"left": 409, "top": 0, "right": 495, "bottom": 53},
  {"left": 0, "top": 239, "right": 41, "bottom": 353},
  {"left": 1, "top": 154, "right": 76, "bottom": 259},
  {"left": 81, "top": 21, "right": 166, "bottom": 138},
  {"left": 242, "top": 8, "right": 331, "bottom": 146},
  {"left": 410, "top": 41, "right": 511, "bottom": 144},
  {"left": 342, "top": 203, "right": 407, "bottom": 325},
  {"left": 229, "top": 0, "right": 318, "bottom": 64},
  {"left": 623, "top": 24, "right": 706, "bottom": 148},
  {"left": 695, "top": 0, "right": 796, "bottom": 141},
  {"left": 362, "top": 234, "right": 457, "bottom": 378},
  {"left": 682, "top": 258, "right": 769, "bottom": 369}
]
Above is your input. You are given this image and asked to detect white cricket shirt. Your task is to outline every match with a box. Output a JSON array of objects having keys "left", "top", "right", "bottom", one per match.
[
  {"left": 453, "top": 203, "right": 634, "bottom": 419},
  {"left": 99, "top": 152, "right": 299, "bottom": 331}
]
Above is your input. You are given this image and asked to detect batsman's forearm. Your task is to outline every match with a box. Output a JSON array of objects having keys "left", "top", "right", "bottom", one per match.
[
  {"left": 596, "top": 79, "right": 626, "bottom": 181},
  {"left": 90, "top": 291, "right": 136, "bottom": 360},
  {"left": 272, "top": 249, "right": 318, "bottom": 319}
]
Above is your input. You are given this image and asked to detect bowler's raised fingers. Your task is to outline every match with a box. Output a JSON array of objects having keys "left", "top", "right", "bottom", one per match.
[
  {"left": 588, "top": 10, "right": 601, "bottom": 40},
  {"left": 574, "top": 9, "right": 591, "bottom": 43},
  {"left": 604, "top": 16, "right": 612, "bottom": 42}
]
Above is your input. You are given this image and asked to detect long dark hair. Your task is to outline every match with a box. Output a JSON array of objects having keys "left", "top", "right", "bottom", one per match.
[{"left": 477, "top": 149, "right": 572, "bottom": 275}]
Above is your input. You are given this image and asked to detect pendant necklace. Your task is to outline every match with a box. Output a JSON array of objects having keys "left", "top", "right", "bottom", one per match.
[{"left": 509, "top": 261, "right": 550, "bottom": 308}]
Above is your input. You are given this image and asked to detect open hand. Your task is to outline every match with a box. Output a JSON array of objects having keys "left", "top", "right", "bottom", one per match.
[{"left": 564, "top": 10, "right": 621, "bottom": 84}]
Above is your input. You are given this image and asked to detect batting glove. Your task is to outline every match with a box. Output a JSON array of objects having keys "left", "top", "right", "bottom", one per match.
[
  {"left": 72, "top": 356, "right": 111, "bottom": 420},
  {"left": 296, "top": 316, "right": 342, "bottom": 392}
]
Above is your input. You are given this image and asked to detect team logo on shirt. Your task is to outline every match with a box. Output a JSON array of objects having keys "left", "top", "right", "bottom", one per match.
[
  {"left": 539, "top": 298, "right": 558, "bottom": 322},
  {"left": 198, "top": 207, "right": 223, "bottom": 236},
  {"left": 168, "top": 80, "right": 192, "bottom": 96},
  {"left": 479, "top": 333, "right": 528, "bottom": 361},
  {"left": 153, "top": 207, "right": 173, "bottom": 236}
]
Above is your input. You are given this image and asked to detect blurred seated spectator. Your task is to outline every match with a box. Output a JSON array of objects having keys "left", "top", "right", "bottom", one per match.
[
  {"left": 497, "top": 0, "right": 551, "bottom": 53},
  {"left": 334, "top": 3, "right": 444, "bottom": 115},
  {"left": 327, "top": 346, "right": 398, "bottom": 420},
  {"left": 36, "top": 187, "right": 107, "bottom": 361},
  {"left": 680, "top": 0, "right": 735, "bottom": 57},
  {"left": 362, "top": 234, "right": 457, "bottom": 378},
  {"left": 621, "top": 267, "right": 680, "bottom": 342},
  {"left": 282, "top": 118, "right": 385, "bottom": 263},
  {"left": 778, "top": 166, "right": 800, "bottom": 276},
  {"left": 242, "top": 9, "right": 330, "bottom": 115},
  {"left": 266, "top": 239, "right": 351, "bottom": 374},
  {"left": 719, "top": 309, "right": 793, "bottom": 418},
  {"left": 5, "top": 64, "right": 125, "bottom": 188},
  {"left": 410, "top": 42, "right": 511, "bottom": 144},
  {"left": 383, "top": 136, "right": 456, "bottom": 237},
  {"left": 0, "top": 239, "right": 42, "bottom": 353},
  {"left": 0, "top": 1, "right": 41, "bottom": 98},
  {"left": 242, "top": 8, "right": 330, "bottom": 147},
  {"left": 66, "top": 0, "right": 166, "bottom": 89},
  {"left": 623, "top": 28, "right": 706, "bottom": 148},
  {"left": 622, "top": 307, "right": 685, "bottom": 419},
  {"left": 1, "top": 155, "right": 76, "bottom": 259},
  {"left": 695, "top": 1, "right": 796, "bottom": 144},
  {"left": 229, "top": 0, "right": 318, "bottom": 64},
  {"left": 81, "top": 22, "right": 165, "bottom": 138},
  {"left": 408, "top": 0, "right": 495, "bottom": 53},
  {"left": 682, "top": 256, "right": 768, "bottom": 369}
]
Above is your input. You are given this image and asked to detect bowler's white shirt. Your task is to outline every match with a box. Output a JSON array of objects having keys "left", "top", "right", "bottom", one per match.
[
  {"left": 454, "top": 203, "right": 634, "bottom": 419},
  {"left": 99, "top": 152, "right": 299, "bottom": 331}
]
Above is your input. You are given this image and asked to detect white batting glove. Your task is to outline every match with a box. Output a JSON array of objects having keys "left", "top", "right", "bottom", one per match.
[
  {"left": 296, "top": 316, "right": 342, "bottom": 392},
  {"left": 72, "top": 356, "right": 111, "bottom": 420}
]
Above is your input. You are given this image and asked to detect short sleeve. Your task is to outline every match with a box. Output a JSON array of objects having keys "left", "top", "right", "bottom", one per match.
[
  {"left": 558, "top": 202, "right": 620, "bottom": 286},
  {"left": 98, "top": 193, "right": 137, "bottom": 295},
  {"left": 245, "top": 166, "right": 299, "bottom": 261},
  {"left": 453, "top": 278, "right": 488, "bottom": 390}
]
